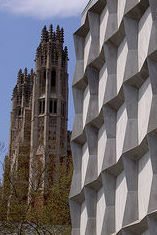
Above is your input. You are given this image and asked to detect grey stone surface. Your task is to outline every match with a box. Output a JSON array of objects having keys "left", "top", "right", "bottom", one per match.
[{"left": 70, "top": 0, "right": 157, "bottom": 234}]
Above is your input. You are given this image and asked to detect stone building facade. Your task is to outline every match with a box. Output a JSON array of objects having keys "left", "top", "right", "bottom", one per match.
[
  {"left": 3, "top": 25, "right": 69, "bottom": 218},
  {"left": 8, "top": 69, "right": 34, "bottom": 218},
  {"left": 30, "top": 25, "right": 69, "bottom": 204},
  {"left": 70, "top": 0, "right": 157, "bottom": 234}
]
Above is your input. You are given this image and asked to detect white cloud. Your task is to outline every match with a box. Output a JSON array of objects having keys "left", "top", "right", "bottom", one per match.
[{"left": 0, "top": 0, "right": 89, "bottom": 19}]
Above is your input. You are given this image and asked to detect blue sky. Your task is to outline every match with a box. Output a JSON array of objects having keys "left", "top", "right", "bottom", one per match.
[{"left": 0, "top": 0, "right": 88, "bottom": 161}]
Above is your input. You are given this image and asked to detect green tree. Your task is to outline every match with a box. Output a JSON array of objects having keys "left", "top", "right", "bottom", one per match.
[
  {"left": 42, "top": 160, "right": 73, "bottom": 225},
  {"left": 0, "top": 149, "right": 73, "bottom": 234}
]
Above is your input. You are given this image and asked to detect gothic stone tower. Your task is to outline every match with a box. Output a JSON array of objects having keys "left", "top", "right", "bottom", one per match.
[
  {"left": 7, "top": 68, "right": 33, "bottom": 219},
  {"left": 30, "top": 25, "right": 69, "bottom": 203}
]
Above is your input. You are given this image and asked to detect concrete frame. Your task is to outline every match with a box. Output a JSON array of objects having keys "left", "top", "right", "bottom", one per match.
[{"left": 70, "top": 0, "right": 157, "bottom": 234}]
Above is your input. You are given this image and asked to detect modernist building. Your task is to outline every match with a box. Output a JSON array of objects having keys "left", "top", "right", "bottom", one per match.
[
  {"left": 3, "top": 24, "right": 69, "bottom": 218},
  {"left": 70, "top": 0, "right": 157, "bottom": 234}
]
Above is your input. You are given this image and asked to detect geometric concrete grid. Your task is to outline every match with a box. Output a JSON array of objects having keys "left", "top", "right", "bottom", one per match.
[{"left": 69, "top": 0, "right": 157, "bottom": 234}]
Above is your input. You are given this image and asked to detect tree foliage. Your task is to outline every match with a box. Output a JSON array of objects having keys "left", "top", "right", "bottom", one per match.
[
  {"left": 0, "top": 146, "right": 73, "bottom": 234},
  {"left": 42, "top": 161, "right": 72, "bottom": 225}
]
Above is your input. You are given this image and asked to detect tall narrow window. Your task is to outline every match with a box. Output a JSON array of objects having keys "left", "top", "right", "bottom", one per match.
[
  {"left": 43, "top": 100, "right": 45, "bottom": 114},
  {"left": 17, "top": 107, "right": 22, "bottom": 116},
  {"left": 54, "top": 100, "right": 57, "bottom": 114},
  {"left": 39, "top": 101, "right": 42, "bottom": 114},
  {"left": 51, "top": 70, "right": 56, "bottom": 93},
  {"left": 49, "top": 99, "right": 57, "bottom": 114},
  {"left": 39, "top": 99, "right": 45, "bottom": 114},
  {"left": 39, "top": 71, "right": 46, "bottom": 96},
  {"left": 44, "top": 70, "right": 46, "bottom": 80},
  {"left": 49, "top": 100, "right": 53, "bottom": 113}
]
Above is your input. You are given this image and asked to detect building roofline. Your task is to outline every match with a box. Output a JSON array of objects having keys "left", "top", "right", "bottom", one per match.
[
  {"left": 81, "top": 0, "right": 98, "bottom": 25},
  {"left": 81, "top": 0, "right": 93, "bottom": 17}
]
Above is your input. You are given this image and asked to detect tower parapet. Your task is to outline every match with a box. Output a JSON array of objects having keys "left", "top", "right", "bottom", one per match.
[
  {"left": 36, "top": 25, "right": 68, "bottom": 69},
  {"left": 12, "top": 68, "right": 34, "bottom": 111}
]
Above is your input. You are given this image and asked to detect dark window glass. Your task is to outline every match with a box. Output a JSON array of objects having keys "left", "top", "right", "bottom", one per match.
[
  {"left": 51, "top": 71, "right": 56, "bottom": 92},
  {"left": 18, "top": 108, "right": 21, "bottom": 116},
  {"left": 39, "top": 99, "right": 45, "bottom": 114},
  {"left": 39, "top": 100, "right": 42, "bottom": 114},
  {"left": 44, "top": 70, "right": 46, "bottom": 80},
  {"left": 49, "top": 100, "right": 53, "bottom": 113},
  {"left": 43, "top": 100, "right": 45, "bottom": 114},
  {"left": 49, "top": 99, "right": 57, "bottom": 114},
  {"left": 54, "top": 100, "right": 57, "bottom": 114}
]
